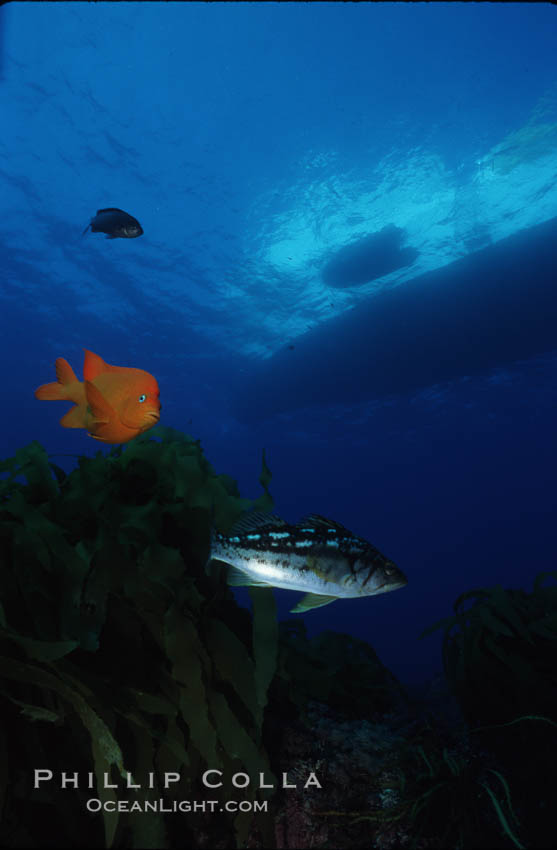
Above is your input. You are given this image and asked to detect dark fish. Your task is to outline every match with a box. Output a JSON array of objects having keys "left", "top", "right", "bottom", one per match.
[
  {"left": 210, "top": 511, "right": 407, "bottom": 613},
  {"left": 82, "top": 207, "right": 143, "bottom": 239}
]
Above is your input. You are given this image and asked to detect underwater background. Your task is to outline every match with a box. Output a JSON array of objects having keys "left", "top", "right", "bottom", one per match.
[{"left": 2, "top": 0, "right": 557, "bottom": 694}]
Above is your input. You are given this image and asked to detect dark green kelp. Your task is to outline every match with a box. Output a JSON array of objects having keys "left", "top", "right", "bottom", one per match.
[
  {"left": 422, "top": 574, "right": 557, "bottom": 729},
  {"left": 422, "top": 574, "right": 557, "bottom": 849},
  {"left": 4, "top": 429, "right": 545, "bottom": 849},
  {"left": 0, "top": 428, "right": 277, "bottom": 849}
]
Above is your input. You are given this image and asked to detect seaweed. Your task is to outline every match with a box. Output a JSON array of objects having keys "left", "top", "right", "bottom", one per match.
[
  {"left": 421, "top": 574, "right": 557, "bottom": 848},
  {"left": 421, "top": 573, "right": 557, "bottom": 728},
  {"left": 392, "top": 740, "right": 524, "bottom": 849},
  {"left": 6, "top": 431, "right": 546, "bottom": 848},
  {"left": 0, "top": 429, "right": 280, "bottom": 848}
]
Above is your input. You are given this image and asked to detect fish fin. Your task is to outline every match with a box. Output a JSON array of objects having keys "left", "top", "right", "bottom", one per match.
[
  {"left": 35, "top": 381, "right": 63, "bottom": 401},
  {"left": 105, "top": 234, "right": 117, "bottom": 239},
  {"left": 35, "top": 358, "right": 79, "bottom": 401},
  {"left": 97, "top": 207, "right": 124, "bottom": 214},
  {"left": 230, "top": 511, "right": 287, "bottom": 535},
  {"left": 226, "top": 566, "right": 270, "bottom": 587},
  {"left": 55, "top": 358, "right": 78, "bottom": 386},
  {"left": 59, "top": 405, "right": 86, "bottom": 429},
  {"left": 290, "top": 593, "right": 338, "bottom": 613},
  {"left": 84, "top": 380, "right": 113, "bottom": 425},
  {"left": 83, "top": 350, "right": 109, "bottom": 381},
  {"left": 297, "top": 514, "right": 353, "bottom": 535},
  {"left": 81, "top": 223, "right": 90, "bottom": 236}
]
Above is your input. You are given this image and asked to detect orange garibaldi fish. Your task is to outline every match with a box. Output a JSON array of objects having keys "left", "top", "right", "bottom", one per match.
[{"left": 35, "top": 349, "right": 161, "bottom": 444}]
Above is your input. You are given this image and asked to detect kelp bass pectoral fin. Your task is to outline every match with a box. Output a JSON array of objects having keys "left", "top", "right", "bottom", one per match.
[
  {"left": 290, "top": 593, "right": 339, "bottom": 613},
  {"left": 227, "top": 566, "right": 270, "bottom": 588}
]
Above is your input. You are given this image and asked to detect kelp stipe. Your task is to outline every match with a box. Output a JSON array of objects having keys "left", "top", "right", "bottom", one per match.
[{"left": 0, "top": 432, "right": 277, "bottom": 848}]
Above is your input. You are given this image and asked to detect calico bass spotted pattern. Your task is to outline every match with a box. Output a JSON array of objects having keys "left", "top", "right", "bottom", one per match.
[{"left": 210, "top": 512, "right": 407, "bottom": 613}]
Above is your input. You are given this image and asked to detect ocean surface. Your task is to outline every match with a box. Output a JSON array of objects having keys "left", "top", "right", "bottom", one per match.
[{"left": 2, "top": 1, "right": 557, "bottom": 685}]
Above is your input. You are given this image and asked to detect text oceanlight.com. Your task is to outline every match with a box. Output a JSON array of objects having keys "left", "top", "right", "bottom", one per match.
[{"left": 86, "top": 799, "right": 268, "bottom": 814}]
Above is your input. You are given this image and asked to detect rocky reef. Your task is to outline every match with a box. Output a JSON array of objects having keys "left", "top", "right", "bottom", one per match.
[{"left": 0, "top": 430, "right": 554, "bottom": 848}]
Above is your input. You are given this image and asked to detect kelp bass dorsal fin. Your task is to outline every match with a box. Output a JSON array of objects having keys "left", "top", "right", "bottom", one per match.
[
  {"left": 230, "top": 511, "right": 287, "bottom": 536},
  {"left": 296, "top": 514, "right": 353, "bottom": 536}
]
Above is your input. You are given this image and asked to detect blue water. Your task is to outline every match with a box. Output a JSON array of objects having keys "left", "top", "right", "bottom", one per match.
[{"left": 2, "top": 2, "right": 557, "bottom": 685}]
